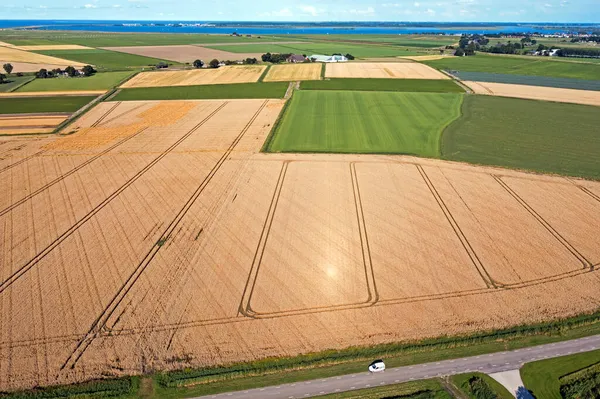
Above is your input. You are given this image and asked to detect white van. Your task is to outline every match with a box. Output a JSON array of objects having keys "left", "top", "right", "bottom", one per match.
[{"left": 368, "top": 360, "right": 385, "bottom": 373}]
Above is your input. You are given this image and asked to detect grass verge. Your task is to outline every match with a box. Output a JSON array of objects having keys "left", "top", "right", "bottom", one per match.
[
  {"left": 441, "top": 95, "right": 600, "bottom": 180},
  {"left": 300, "top": 78, "right": 464, "bottom": 92},
  {"left": 0, "top": 96, "right": 96, "bottom": 114},
  {"left": 112, "top": 82, "right": 288, "bottom": 101},
  {"left": 318, "top": 379, "right": 451, "bottom": 399},
  {"left": 451, "top": 373, "right": 513, "bottom": 399}
]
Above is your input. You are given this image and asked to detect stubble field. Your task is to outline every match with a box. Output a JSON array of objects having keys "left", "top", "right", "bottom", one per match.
[
  {"left": 104, "top": 45, "right": 263, "bottom": 63},
  {"left": 325, "top": 62, "right": 449, "bottom": 79},
  {"left": 263, "top": 63, "right": 323, "bottom": 82},
  {"left": 121, "top": 66, "right": 266, "bottom": 88},
  {"left": 1, "top": 94, "right": 600, "bottom": 393}
]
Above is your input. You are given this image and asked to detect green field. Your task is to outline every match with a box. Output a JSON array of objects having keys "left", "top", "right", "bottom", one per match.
[
  {"left": 292, "top": 34, "right": 458, "bottom": 48},
  {"left": 450, "top": 70, "right": 600, "bottom": 90},
  {"left": 301, "top": 78, "right": 464, "bottom": 92},
  {"left": 442, "top": 95, "right": 600, "bottom": 180},
  {"left": 113, "top": 82, "right": 288, "bottom": 101},
  {"left": 521, "top": 350, "right": 600, "bottom": 399},
  {"left": 266, "top": 91, "right": 462, "bottom": 156},
  {"left": 0, "top": 75, "right": 34, "bottom": 92},
  {"left": 318, "top": 379, "right": 451, "bottom": 399},
  {"left": 34, "top": 49, "right": 174, "bottom": 70},
  {"left": 451, "top": 373, "right": 513, "bottom": 399},
  {"left": 0, "top": 96, "right": 95, "bottom": 114},
  {"left": 424, "top": 54, "right": 600, "bottom": 80},
  {"left": 206, "top": 42, "right": 423, "bottom": 58},
  {"left": 17, "top": 71, "right": 132, "bottom": 92}
]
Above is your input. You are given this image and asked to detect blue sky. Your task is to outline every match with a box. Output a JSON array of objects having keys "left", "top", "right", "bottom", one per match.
[{"left": 1, "top": 0, "right": 598, "bottom": 22}]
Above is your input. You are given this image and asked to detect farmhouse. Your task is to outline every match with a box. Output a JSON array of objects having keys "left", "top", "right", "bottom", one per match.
[
  {"left": 287, "top": 54, "right": 307, "bottom": 63},
  {"left": 310, "top": 54, "right": 348, "bottom": 63}
]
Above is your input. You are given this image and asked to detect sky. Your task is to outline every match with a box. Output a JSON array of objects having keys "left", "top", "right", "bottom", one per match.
[{"left": 1, "top": 0, "right": 599, "bottom": 23}]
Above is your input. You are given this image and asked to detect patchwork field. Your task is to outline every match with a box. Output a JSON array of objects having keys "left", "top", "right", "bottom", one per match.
[
  {"left": 0, "top": 115, "right": 66, "bottom": 135},
  {"left": 266, "top": 91, "right": 462, "bottom": 155},
  {"left": 325, "top": 62, "right": 449, "bottom": 79},
  {"left": 104, "top": 45, "right": 263, "bottom": 63},
  {"left": 442, "top": 95, "right": 600, "bottom": 180},
  {"left": 16, "top": 71, "right": 132, "bottom": 92},
  {"left": 263, "top": 63, "right": 322, "bottom": 82},
  {"left": 0, "top": 45, "right": 86, "bottom": 69},
  {"left": 0, "top": 96, "right": 95, "bottom": 114},
  {"left": 121, "top": 65, "right": 266, "bottom": 88},
  {"left": 0, "top": 76, "right": 34, "bottom": 92},
  {"left": 450, "top": 71, "right": 600, "bottom": 91},
  {"left": 300, "top": 78, "right": 463, "bottom": 92},
  {"left": 33, "top": 48, "right": 174, "bottom": 70},
  {"left": 464, "top": 81, "right": 600, "bottom": 106},
  {"left": 1, "top": 115, "right": 600, "bottom": 391}
]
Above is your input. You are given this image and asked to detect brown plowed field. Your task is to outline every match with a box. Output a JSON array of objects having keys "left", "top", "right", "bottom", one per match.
[
  {"left": 464, "top": 81, "right": 600, "bottom": 106},
  {"left": 104, "top": 45, "right": 263, "bottom": 63},
  {"left": 263, "top": 63, "right": 322, "bottom": 82},
  {"left": 325, "top": 62, "right": 449, "bottom": 79},
  {"left": 1, "top": 102, "right": 600, "bottom": 391},
  {"left": 120, "top": 65, "right": 266, "bottom": 88}
]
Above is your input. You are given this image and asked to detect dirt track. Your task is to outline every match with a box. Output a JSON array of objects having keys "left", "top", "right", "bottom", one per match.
[{"left": 1, "top": 100, "right": 599, "bottom": 391}]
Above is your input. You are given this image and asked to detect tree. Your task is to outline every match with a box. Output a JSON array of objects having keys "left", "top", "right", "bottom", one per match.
[
  {"left": 261, "top": 52, "right": 272, "bottom": 63},
  {"left": 454, "top": 48, "right": 465, "bottom": 57},
  {"left": 345, "top": 53, "right": 355, "bottom": 60},
  {"left": 82, "top": 65, "right": 96, "bottom": 76},
  {"left": 156, "top": 62, "right": 168, "bottom": 69},
  {"left": 36, "top": 68, "right": 49, "bottom": 78},
  {"left": 465, "top": 42, "right": 477, "bottom": 56},
  {"left": 209, "top": 59, "right": 220, "bottom": 68},
  {"left": 3, "top": 63, "right": 13, "bottom": 75},
  {"left": 65, "top": 66, "right": 77, "bottom": 77},
  {"left": 193, "top": 59, "right": 204, "bottom": 68},
  {"left": 0, "top": 73, "right": 5, "bottom": 84},
  {"left": 244, "top": 58, "right": 257, "bottom": 64}
]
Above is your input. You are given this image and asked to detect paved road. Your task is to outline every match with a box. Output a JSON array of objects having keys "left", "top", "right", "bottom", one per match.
[{"left": 194, "top": 335, "right": 600, "bottom": 399}]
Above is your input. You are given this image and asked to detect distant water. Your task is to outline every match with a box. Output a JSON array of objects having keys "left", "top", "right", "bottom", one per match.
[{"left": 1, "top": 20, "right": 596, "bottom": 35}]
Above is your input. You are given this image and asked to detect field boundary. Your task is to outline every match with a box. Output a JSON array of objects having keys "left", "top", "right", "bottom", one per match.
[
  {"left": 260, "top": 91, "right": 293, "bottom": 152},
  {"left": 257, "top": 64, "right": 271, "bottom": 82}
]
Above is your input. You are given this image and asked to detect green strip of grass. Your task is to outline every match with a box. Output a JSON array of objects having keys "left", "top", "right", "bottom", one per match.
[
  {"left": 112, "top": 82, "right": 288, "bottom": 101},
  {"left": 318, "top": 379, "right": 451, "bottom": 399},
  {"left": 442, "top": 95, "right": 600, "bottom": 180},
  {"left": 521, "top": 349, "right": 600, "bottom": 399},
  {"left": 451, "top": 373, "right": 513, "bottom": 399},
  {"left": 266, "top": 91, "right": 462, "bottom": 156},
  {"left": 300, "top": 78, "right": 464, "bottom": 92},
  {"left": 0, "top": 377, "right": 139, "bottom": 399},
  {"left": 0, "top": 76, "right": 35, "bottom": 92},
  {"left": 34, "top": 49, "right": 175, "bottom": 70},
  {"left": 0, "top": 96, "right": 96, "bottom": 114},
  {"left": 17, "top": 72, "right": 133, "bottom": 92}
]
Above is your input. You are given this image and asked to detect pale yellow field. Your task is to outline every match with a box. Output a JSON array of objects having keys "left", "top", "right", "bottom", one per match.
[
  {"left": 0, "top": 46, "right": 85, "bottom": 67},
  {"left": 0, "top": 115, "right": 66, "bottom": 136},
  {"left": 104, "top": 45, "right": 263, "bottom": 63},
  {"left": 0, "top": 128, "right": 54, "bottom": 135},
  {"left": 0, "top": 91, "right": 105, "bottom": 97},
  {"left": 464, "top": 81, "right": 600, "bottom": 106},
  {"left": 16, "top": 45, "right": 93, "bottom": 51},
  {"left": 325, "top": 62, "right": 450, "bottom": 79},
  {"left": 263, "top": 63, "right": 322, "bottom": 82},
  {"left": 0, "top": 61, "right": 70, "bottom": 73},
  {"left": 400, "top": 55, "right": 449, "bottom": 61},
  {"left": 121, "top": 65, "right": 266, "bottom": 88}
]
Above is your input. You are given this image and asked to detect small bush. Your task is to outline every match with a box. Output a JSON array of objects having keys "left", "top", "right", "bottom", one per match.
[{"left": 465, "top": 376, "right": 497, "bottom": 399}]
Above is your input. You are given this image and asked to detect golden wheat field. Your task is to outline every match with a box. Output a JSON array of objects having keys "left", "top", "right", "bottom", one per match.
[
  {"left": 1, "top": 99, "right": 600, "bottom": 392},
  {"left": 0, "top": 115, "right": 67, "bottom": 136},
  {"left": 263, "top": 63, "right": 323, "bottom": 82},
  {"left": 15, "top": 45, "right": 93, "bottom": 51},
  {"left": 120, "top": 65, "right": 266, "bottom": 88},
  {"left": 325, "top": 62, "right": 450, "bottom": 79},
  {"left": 0, "top": 46, "right": 85, "bottom": 68},
  {"left": 464, "top": 81, "right": 600, "bottom": 106}
]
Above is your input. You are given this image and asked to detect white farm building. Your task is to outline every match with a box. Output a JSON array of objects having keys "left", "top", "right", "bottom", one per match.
[{"left": 310, "top": 54, "right": 348, "bottom": 63}]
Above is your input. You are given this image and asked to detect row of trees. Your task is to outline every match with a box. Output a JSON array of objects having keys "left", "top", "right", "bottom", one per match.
[
  {"left": 557, "top": 47, "right": 600, "bottom": 58},
  {"left": 36, "top": 65, "right": 96, "bottom": 79}
]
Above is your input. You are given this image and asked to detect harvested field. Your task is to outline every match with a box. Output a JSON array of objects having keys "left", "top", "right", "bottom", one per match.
[
  {"left": 103, "top": 45, "right": 262, "bottom": 63},
  {"left": 263, "top": 63, "right": 322, "bottom": 82},
  {"left": 0, "top": 45, "right": 85, "bottom": 67},
  {"left": 464, "top": 81, "right": 600, "bottom": 106},
  {"left": 1, "top": 99, "right": 600, "bottom": 393},
  {"left": 0, "top": 128, "right": 54, "bottom": 135},
  {"left": 121, "top": 66, "right": 266, "bottom": 88},
  {"left": 0, "top": 61, "right": 70, "bottom": 73},
  {"left": 399, "top": 55, "right": 449, "bottom": 61},
  {"left": 325, "top": 62, "right": 449, "bottom": 79},
  {"left": 17, "top": 45, "right": 93, "bottom": 51},
  {"left": 0, "top": 115, "right": 67, "bottom": 135}
]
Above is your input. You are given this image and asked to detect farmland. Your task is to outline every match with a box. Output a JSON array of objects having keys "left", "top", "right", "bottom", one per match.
[
  {"left": 0, "top": 45, "right": 86, "bottom": 69},
  {"left": 423, "top": 54, "right": 600, "bottom": 80},
  {"left": 113, "top": 82, "right": 288, "bottom": 101},
  {"left": 450, "top": 71, "right": 600, "bottom": 91},
  {"left": 325, "top": 62, "right": 449, "bottom": 79},
  {"left": 0, "top": 115, "right": 67, "bottom": 135},
  {"left": 0, "top": 96, "right": 95, "bottom": 114},
  {"left": 121, "top": 66, "right": 266, "bottom": 88},
  {"left": 33, "top": 48, "right": 175, "bottom": 70},
  {"left": 266, "top": 91, "right": 462, "bottom": 155},
  {"left": 0, "top": 75, "right": 34, "bottom": 92},
  {"left": 104, "top": 45, "right": 263, "bottom": 63},
  {"left": 300, "top": 78, "right": 463, "bottom": 92},
  {"left": 442, "top": 95, "right": 600, "bottom": 179},
  {"left": 263, "top": 63, "right": 323, "bottom": 82},
  {"left": 464, "top": 81, "right": 600, "bottom": 106},
  {"left": 16, "top": 71, "right": 132, "bottom": 92}
]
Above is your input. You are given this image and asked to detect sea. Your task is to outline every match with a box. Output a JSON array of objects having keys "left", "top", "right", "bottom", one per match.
[{"left": 1, "top": 20, "right": 598, "bottom": 35}]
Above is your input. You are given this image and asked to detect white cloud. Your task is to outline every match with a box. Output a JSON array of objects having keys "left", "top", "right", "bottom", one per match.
[
  {"left": 426, "top": 8, "right": 436, "bottom": 14},
  {"left": 348, "top": 6, "right": 375, "bottom": 15},
  {"left": 83, "top": 3, "right": 96, "bottom": 8},
  {"left": 544, "top": 3, "right": 554, "bottom": 7},
  {"left": 112, "top": 4, "right": 121, "bottom": 7},
  {"left": 414, "top": 2, "right": 420, "bottom": 6},
  {"left": 299, "top": 5, "right": 320, "bottom": 16}
]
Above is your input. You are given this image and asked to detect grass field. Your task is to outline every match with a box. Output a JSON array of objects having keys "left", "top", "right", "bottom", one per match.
[
  {"left": 205, "top": 42, "right": 424, "bottom": 58},
  {"left": 317, "top": 379, "right": 451, "bottom": 399},
  {"left": 301, "top": 78, "right": 464, "bottom": 92},
  {"left": 450, "top": 70, "right": 600, "bottom": 90},
  {"left": 451, "top": 373, "right": 513, "bottom": 399},
  {"left": 113, "top": 82, "right": 288, "bottom": 100},
  {"left": 266, "top": 91, "right": 462, "bottom": 155},
  {"left": 520, "top": 350, "right": 600, "bottom": 399},
  {"left": 292, "top": 34, "right": 458, "bottom": 48},
  {"left": 16, "top": 71, "right": 132, "bottom": 91},
  {"left": 424, "top": 54, "right": 600, "bottom": 80},
  {"left": 0, "top": 96, "right": 94, "bottom": 114},
  {"left": 0, "top": 75, "right": 34, "bottom": 92},
  {"left": 34, "top": 48, "right": 174, "bottom": 70},
  {"left": 442, "top": 95, "right": 600, "bottom": 180}
]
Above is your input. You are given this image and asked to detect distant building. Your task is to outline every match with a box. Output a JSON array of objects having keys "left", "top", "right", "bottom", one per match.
[
  {"left": 309, "top": 54, "right": 348, "bottom": 63},
  {"left": 286, "top": 54, "right": 307, "bottom": 63}
]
